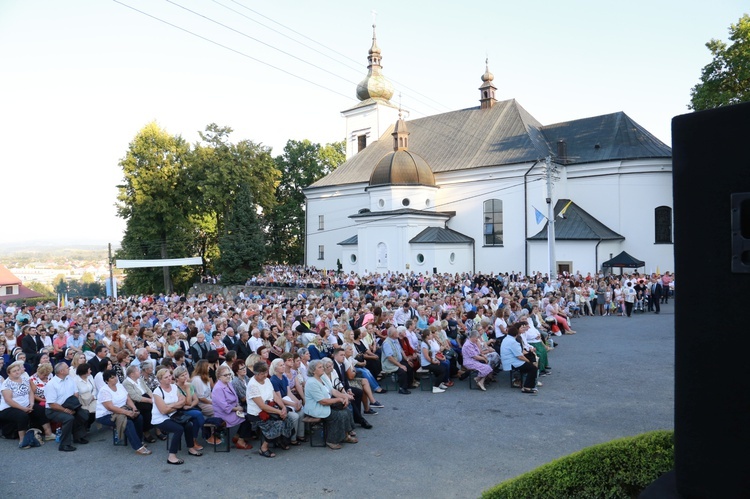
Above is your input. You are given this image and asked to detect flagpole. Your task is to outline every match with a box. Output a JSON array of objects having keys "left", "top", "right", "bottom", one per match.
[{"left": 546, "top": 156, "right": 556, "bottom": 285}]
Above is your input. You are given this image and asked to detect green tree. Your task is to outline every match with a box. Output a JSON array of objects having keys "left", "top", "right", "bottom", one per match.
[
  {"left": 689, "top": 14, "right": 750, "bottom": 111},
  {"left": 215, "top": 184, "right": 266, "bottom": 284},
  {"left": 189, "top": 124, "right": 280, "bottom": 271},
  {"left": 117, "top": 122, "right": 193, "bottom": 294},
  {"left": 52, "top": 274, "right": 67, "bottom": 294},
  {"left": 27, "top": 281, "right": 53, "bottom": 296},
  {"left": 267, "top": 139, "right": 345, "bottom": 264}
]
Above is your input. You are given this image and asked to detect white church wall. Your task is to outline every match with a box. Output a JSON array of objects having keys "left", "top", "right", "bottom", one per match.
[
  {"left": 367, "top": 185, "right": 439, "bottom": 212},
  {"left": 305, "top": 184, "right": 369, "bottom": 269},
  {"left": 565, "top": 159, "right": 674, "bottom": 273},
  {"left": 436, "top": 169, "right": 530, "bottom": 274},
  {"left": 355, "top": 214, "right": 447, "bottom": 273},
  {"left": 342, "top": 103, "right": 399, "bottom": 160}
]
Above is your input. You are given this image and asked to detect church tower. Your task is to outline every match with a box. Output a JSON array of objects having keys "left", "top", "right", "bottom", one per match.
[
  {"left": 341, "top": 25, "right": 400, "bottom": 160},
  {"left": 479, "top": 59, "right": 497, "bottom": 109}
]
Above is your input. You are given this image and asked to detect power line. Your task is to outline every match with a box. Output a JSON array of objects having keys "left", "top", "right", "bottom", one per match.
[
  {"left": 165, "top": 0, "right": 355, "bottom": 87},
  {"left": 113, "top": 0, "right": 539, "bottom": 157},
  {"left": 111, "top": 0, "right": 352, "bottom": 101},
  {"left": 226, "top": 0, "right": 453, "bottom": 113}
]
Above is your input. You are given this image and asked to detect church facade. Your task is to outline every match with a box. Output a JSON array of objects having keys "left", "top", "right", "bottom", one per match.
[{"left": 303, "top": 29, "right": 674, "bottom": 277}]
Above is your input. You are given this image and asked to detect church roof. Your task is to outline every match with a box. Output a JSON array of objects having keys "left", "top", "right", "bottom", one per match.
[
  {"left": 307, "top": 100, "right": 671, "bottom": 190},
  {"left": 349, "top": 208, "right": 455, "bottom": 219},
  {"left": 337, "top": 235, "right": 358, "bottom": 246},
  {"left": 528, "top": 199, "right": 624, "bottom": 241},
  {"left": 409, "top": 227, "right": 474, "bottom": 244},
  {"left": 540, "top": 112, "right": 672, "bottom": 164},
  {"left": 369, "top": 150, "right": 436, "bottom": 186}
]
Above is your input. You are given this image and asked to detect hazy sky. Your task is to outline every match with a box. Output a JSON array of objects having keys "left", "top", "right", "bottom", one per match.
[{"left": 1, "top": 0, "right": 746, "bottom": 247}]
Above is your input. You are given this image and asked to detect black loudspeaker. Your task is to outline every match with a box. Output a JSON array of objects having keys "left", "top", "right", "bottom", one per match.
[{"left": 671, "top": 102, "right": 750, "bottom": 498}]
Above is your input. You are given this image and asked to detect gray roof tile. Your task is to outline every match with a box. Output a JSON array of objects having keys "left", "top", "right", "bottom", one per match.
[
  {"left": 528, "top": 199, "right": 624, "bottom": 241},
  {"left": 409, "top": 227, "right": 474, "bottom": 244},
  {"left": 307, "top": 100, "right": 671, "bottom": 190}
]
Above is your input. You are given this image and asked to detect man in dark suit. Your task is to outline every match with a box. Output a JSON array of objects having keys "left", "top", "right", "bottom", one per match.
[
  {"left": 331, "top": 348, "right": 372, "bottom": 429},
  {"left": 222, "top": 327, "right": 239, "bottom": 353},
  {"left": 189, "top": 332, "right": 209, "bottom": 362},
  {"left": 235, "top": 330, "right": 252, "bottom": 361},
  {"left": 21, "top": 325, "right": 45, "bottom": 365},
  {"left": 87, "top": 344, "right": 110, "bottom": 375},
  {"left": 649, "top": 277, "right": 662, "bottom": 314}
]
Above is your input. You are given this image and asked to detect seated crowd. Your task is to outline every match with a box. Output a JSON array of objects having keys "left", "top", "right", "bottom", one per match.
[{"left": 0, "top": 267, "right": 671, "bottom": 456}]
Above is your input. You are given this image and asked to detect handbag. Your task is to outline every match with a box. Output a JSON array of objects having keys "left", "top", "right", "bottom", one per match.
[
  {"left": 169, "top": 410, "right": 191, "bottom": 425},
  {"left": 62, "top": 394, "right": 82, "bottom": 410},
  {"left": 435, "top": 352, "right": 446, "bottom": 362},
  {"left": 259, "top": 400, "right": 281, "bottom": 421},
  {"left": 330, "top": 401, "right": 345, "bottom": 410}
]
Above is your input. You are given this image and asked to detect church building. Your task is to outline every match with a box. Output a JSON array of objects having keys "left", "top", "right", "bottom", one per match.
[{"left": 303, "top": 28, "right": 673, "bottom": 277}]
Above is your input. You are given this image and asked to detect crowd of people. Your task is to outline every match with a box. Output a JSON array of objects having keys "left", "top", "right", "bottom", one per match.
[{"left": 1, "top": 266, "right": 673, "bottom": 457}]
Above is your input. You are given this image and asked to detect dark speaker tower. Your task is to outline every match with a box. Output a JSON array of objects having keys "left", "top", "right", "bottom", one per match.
[{"left": 671, "top": 102, "right": 750, "bottom": 498}]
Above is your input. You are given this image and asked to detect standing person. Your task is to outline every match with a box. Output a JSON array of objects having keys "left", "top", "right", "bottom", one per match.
[
  {"left": 43, "top": 363, "right": 89, "bottom": 451},
  {"left": 649, "top": 277, "right": 663, "bottom": 314},
  {"left": 500, "top": 324, "right": 539, "bottom": 395},
  {"left": 623, "top": 282, "right": 637, "bottom": 317},
  {"left": 661, "top": 273, "right": 671, "bottom": 304}
]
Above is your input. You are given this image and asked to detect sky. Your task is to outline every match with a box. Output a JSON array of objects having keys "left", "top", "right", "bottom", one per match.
[{"left": 1, "top": 0, "right": 747, "bottom": 248}]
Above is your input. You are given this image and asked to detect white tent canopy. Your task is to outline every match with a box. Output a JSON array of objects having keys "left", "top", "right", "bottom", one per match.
[{"left": 116, "top": 257, "right": 203, "bottom": 269}]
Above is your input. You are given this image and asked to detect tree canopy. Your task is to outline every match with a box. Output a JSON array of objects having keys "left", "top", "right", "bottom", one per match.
[
  {"left": 689, "top": 14, "right": 750, "bottom": 111},
  {"left": 267, "top": 139, "right": 344, "bottom": 264},
  {"left": 116, "top": 122, "right": 343, "bottom": 293}
]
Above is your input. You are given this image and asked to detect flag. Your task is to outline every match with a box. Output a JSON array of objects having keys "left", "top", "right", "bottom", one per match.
[
  {"left": 558, "top": 200, "right": 573, "bottom": 218},
  {"left": 533, "top": 207, "right": 546, "bottom": 225}
]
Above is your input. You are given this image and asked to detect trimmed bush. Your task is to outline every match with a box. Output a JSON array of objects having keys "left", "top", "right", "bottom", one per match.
[{"left": 482, "top": 430, "right": 674, "bottom": 499}]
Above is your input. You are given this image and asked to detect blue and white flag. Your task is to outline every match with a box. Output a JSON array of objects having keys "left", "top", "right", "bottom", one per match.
[{"left": 534, "top": 207, "right": 546, "bottom": 225}]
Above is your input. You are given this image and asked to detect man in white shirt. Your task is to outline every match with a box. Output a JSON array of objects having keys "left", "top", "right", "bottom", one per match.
[
  {"left": 44, "top": 363, "right": 89, "bottom": 451},
  {"left": 248, "top": 328, "right": 264, "bottom": 353}
]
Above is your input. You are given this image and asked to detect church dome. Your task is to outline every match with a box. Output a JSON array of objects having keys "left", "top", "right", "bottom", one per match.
[
  {"left": 369, "top": 150, "right": 436, "bottom": 186},
  {"left": 356, "top": 25, "right": 394, "bottom": 102},
  {"left": 357, "top": 74, "right": 395, "bottom": 102}
]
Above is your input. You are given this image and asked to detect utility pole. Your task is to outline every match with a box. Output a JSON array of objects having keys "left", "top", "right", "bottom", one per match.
[
  {"left": 545, "top": 156, "right": 556, "bottom": 284},
  {"left": 108, "top": 243, "right": 115, "bottom": 300}
]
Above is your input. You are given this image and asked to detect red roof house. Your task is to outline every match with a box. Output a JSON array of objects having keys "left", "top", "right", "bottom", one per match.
[{"left": 0, "top": 264, "right": 44, "bottom": 302}]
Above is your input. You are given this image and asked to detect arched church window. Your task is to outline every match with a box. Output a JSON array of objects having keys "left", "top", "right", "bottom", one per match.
[
  {"left": 483, "top": 199, "right": 503, "bottom": 246},
  {"left": 655, "top": 206, "right": 672, "bottom": 244}
]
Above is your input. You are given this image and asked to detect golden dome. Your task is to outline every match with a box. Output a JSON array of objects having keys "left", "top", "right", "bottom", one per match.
[{"left": 369, "top": 150, "right": 436, "bottom": 186}]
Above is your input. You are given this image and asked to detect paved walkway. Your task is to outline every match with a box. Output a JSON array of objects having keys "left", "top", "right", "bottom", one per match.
[{"left": 1, "top": 305, "right": 674, "bottom": 498}]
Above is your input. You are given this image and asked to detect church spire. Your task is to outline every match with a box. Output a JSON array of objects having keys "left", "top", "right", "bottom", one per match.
[
  {"left": 479, "top": 58, "right": 497, "bottom": 109},
  {"left": 356, "top": 23, "right": 394, "bottom": 102},
  {"left": 392, "top": 104, "right": 409, "bottom": 151}
]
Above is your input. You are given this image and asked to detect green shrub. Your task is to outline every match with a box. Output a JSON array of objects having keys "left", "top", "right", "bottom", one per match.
[{"left": 482, "top": 430, "right": 674, "bottom": 499}]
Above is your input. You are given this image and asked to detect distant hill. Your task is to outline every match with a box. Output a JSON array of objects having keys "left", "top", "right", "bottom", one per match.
[{"left": 0, "top": 244, "right": 116, "bottom": 266}]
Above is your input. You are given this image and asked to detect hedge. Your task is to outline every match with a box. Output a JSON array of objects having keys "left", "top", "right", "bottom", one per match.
[{"left": 482, "top": 430, "right": 674, "bottom": 499}]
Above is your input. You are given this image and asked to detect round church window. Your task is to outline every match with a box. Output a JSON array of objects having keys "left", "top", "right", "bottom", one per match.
[
  {"left": 350, "top": 254, "right": 357, "bottom": 264},
  {"left": 416, "top": 253, "right": 424, "bottom": 264},
  {"left": 402, "top": 198, "right": 410, "bottom": 207},
  {"left": 449, "top": 252, "right": 455, "bottom": 264},
  {"left": 378, "top": 199, "right": 385, "bottom": 208}
]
